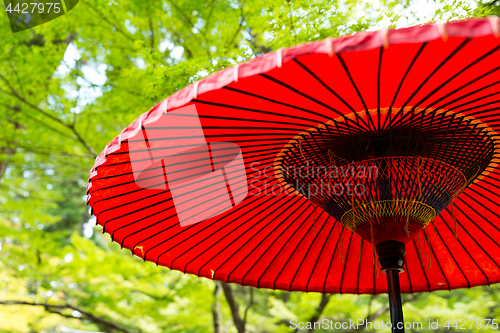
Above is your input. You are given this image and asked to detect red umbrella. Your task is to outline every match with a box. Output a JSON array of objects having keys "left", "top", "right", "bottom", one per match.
[{"left": 88, "top": 17, "right": 500, "bottom": 332}]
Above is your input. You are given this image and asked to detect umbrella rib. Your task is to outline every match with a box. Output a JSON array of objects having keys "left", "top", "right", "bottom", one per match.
[
  {"left": 339, "top": 232, "right": 355, "bottom": 294},
  {"left": 196, "top": 194, "right": 301, "bottom": 278},
  {"left": 382, "top": 42, "right": 427, "bottom": 131},
  {"left": 109, "top": 203, "right": 175, "bottom": 240},
  {"left": 118, "top": 175, "right": 255, "bottom": 248},
  {"left": 113, "top": 178, "right": 254, "bottom": 247},
  {"left": 462, "top": 188, "right": 500, "bottom": 230},
  {"left": 90, "top": 162, "right": 270, "bottom": 215},
  {"left": 291, "top": 58, "right": 369, "bottom": 131},
  {"left": 149, "top": 189, "right": 277, "bottom": 266},
  {"left": 478, "top": 172, "right": 500, "bottom": 190},
  {"left": 113, "top": 141, "right": 286, "bottom": 166},
  {"left": 194, "top": 97, "right": 330, "bottom": 124},
  {"left": 377, "top": 46, "right": 384, "bottom": 130},
  {"left": 356, "top": 237, "right": 364, "bottom": 295},
  {"left": 435, "top": 80, "right": 500, "bottom": 112},
  {"left": 237, "top": 200, "right": 310, "bottom": 286},
  {"left": 128, "top": 132, "right": 311, "bottom": 140},
  {"left": 90, "top": 155, "right": 260, "bottom": 200},
  {"left": 171, "top": 191, "right": 292, "bottom": 272},
  {"left": 269, "top": 205, "right": 316, "bottom": 290},
  {"left": 436, "top": 214, "right": 481, "bottom": 287},
  {"left": 154, "top": 112, "right": 316, "bottom": 128},
  {"left": 150, "top": 125, "right": 306, "bottom": 131},
  {"left": 90, "top": 143, "right": 286, "bottom": 183},
  {"left": 323, "top": 225, "right": 348, "bottom": 294},
  {"left": 288, "top": 210, "right": 331, "bottom": 291},
  {"left": 373, "top": 251, "right": 376, "bottom": 295},
  {"left": 102, "top": 196, "right": 174, "bottom": 234},
  {"left": 399, "top": 38, "right": 471, "bottom": 111},
  {"left": 436, "top": 216, "right": 470, "bottom": 288},
  {"left": 106, "top": 168, "right": 264, "bottom": 239},
  {"left": 416, "top": 41, "right": 500, "bottom": 110},
  {"left": 259, "top": 73, "right": 360, "bottom": 125},
  {"left": 456, "top": 98, "right": 500, "bottom": 114},
  {"left": 335, "top": 53, "right": 376, "bottom": 131},
  {"left": 445, "top": 204, "right": 500, "bottom": 270},
  {"left": 142, "top": 189, "right": 269, "bottom": 263},
  {"left": 305, "top": 218, "right": 338, "bottom": 293},
  {"left": 273, "top": 205, "right": 324, "bottom": 291},
  {"left": 102, "top": 163, "right": 258, "bottom": 226},
  {"left": 422, "top": 64, "right": 500, "bottom": 114},
  {"left": 104, "top": 140, "right": 285, "bottom": 159},
  {"left": 438, "top": 214, "right": 490, "bottom": 286},
  {"left": 456, "top": 195, "right": 500, "bottom": 236},
  {"left": 411, "top": 238, "right": 431, "bottom": 292},
  {"left": 404, "top": 252, "right": 413, "bottom": 294},
  {"left": 253, "top": 203, "right": 314, "bottom": 289},
  {"left": 424, "top": 229, "right": 451, "bottom": 290}
]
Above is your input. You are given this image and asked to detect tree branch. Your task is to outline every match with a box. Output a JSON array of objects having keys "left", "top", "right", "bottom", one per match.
[
  {"left": 243, "top": 287, "right": 254, "bottom": 325},
  {"left": 0, "top": 300, "right": 137, "bottom": 333},
  {"left": 212, "top": 281, "right": 222, "bottom": 333},
  {"left": 166, "top": 0, "right": 212, "bottom": 58},
  {"left": 0, "top": 78, "right": 97, "bottom": 158},
  {"left": 306, "top": 294, "right": 332, "bottom": 333},
  {"left": 82, "top": 2, "right": 135, "bottom": 42},
  {"left": 220, "top": 282, "right": 246, "bottom": 333},
  {"left": 225, "top": 1, "right": 245, "bottom": 51},
  {"left": 149, "top": 17, "right": 155, "bottom": 52}
]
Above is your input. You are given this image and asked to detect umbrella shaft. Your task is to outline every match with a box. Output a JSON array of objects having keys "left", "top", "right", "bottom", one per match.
[{"left": 386, "top": 270, "right": 404, "bottom": 333}]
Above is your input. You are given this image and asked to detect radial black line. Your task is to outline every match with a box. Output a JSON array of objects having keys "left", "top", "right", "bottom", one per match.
[
  {"left": 423, "top": 229, "right": 451, "bottom": 290},
  {"left": 384, "top": 42, "right": 428, "bottom": 131},
  {"left": 422, "top": 64, "right": 500, "bottom": 114},
  {"left": 415, "top": 42, "right": 500, "bottom": 111},
  {"left": 182, "top": 194, "right": 303, "bottom": 277},
  {"left": 436, "top": 218, "right": 470, "bottom": 288},
  {"left": 237, "top": 200, "right": 312, "bottom": 285},
  {"left": 288, "top": 210, "right": 331, "bottom": 289},
  {"left": 377, "top": 46, "right": 384, "bottom": 130},
  {"left": 446, "top": 204, "right": 500, "bottom": 270},
  {"left": 254, "top": 202, "right": 314, "bottom": 288},
  {"left": 356, "top": 236, "right": 365, "bottom": 294},
  {"left": 142, "top": 191, "right": 275, "bottom": 264},
  {"left": 322, "top": 224, "right": 348, "bottom": 293},
  {"left": 260, "top": 73, "right": 363, "bottom": 125},
  {"left": 436, "top": 210, "right": 490, "bottom": 287},
  {"left": 339, "top": 232, "right": 355, "bottom": 294},
  {"left": 292, "top": 58, "right": 369, "bottom": 131},
  {"left": 400, "top": 38, "right": 471, "bottom": 111},
  {"left": 193, "top": 98, "right": 330, "bottom": 125},
  {"left": 305, "top": 217, "right": 338, "bottom": 293},
  {"left": 267, "top": 205, "right": 316, "bottom": 290},
  {"left": 335, "top": 53, "right": 376, "bottom": 132},
  {"left": 148, "top": 189, "right": 291, "bottom": 266},
  {"left": 411, "top": 238, "right": 431, "bottom": 292}
]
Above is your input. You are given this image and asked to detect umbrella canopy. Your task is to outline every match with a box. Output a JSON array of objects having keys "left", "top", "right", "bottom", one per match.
[{"left": 87, "top": 17, "right": 500, "bottom": 296}]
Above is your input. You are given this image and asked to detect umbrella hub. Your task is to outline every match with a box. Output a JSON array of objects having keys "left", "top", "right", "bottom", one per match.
[{"left": 275, "top": 107, "right": 498, "bottom": 244}]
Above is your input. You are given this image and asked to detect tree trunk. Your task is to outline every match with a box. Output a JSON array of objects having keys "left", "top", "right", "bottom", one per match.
[{"left": 212, "top": 281, "right": 222, "bottom": 333}]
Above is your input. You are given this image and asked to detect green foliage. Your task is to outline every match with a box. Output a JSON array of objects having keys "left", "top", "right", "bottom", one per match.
[{"left": 0, "top": 0, "right": 498, "bottom": 332}]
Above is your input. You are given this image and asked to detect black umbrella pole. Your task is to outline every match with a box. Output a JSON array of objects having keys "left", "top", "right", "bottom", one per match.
[
  {"left": 376, "top": 241, "right": 406, "bottom": 333},
  {"left": 386, "top": 269, "right": 404, "bottom": 332}
]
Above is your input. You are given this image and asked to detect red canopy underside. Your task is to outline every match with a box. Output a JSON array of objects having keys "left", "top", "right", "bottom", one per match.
[{"left": 88, "top": 18, "right": 500, "bottom": 294}]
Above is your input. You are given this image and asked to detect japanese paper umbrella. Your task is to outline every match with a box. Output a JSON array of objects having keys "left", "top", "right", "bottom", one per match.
[{"left": 88, "top": 17, "right": 500, "bottom": 331}]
